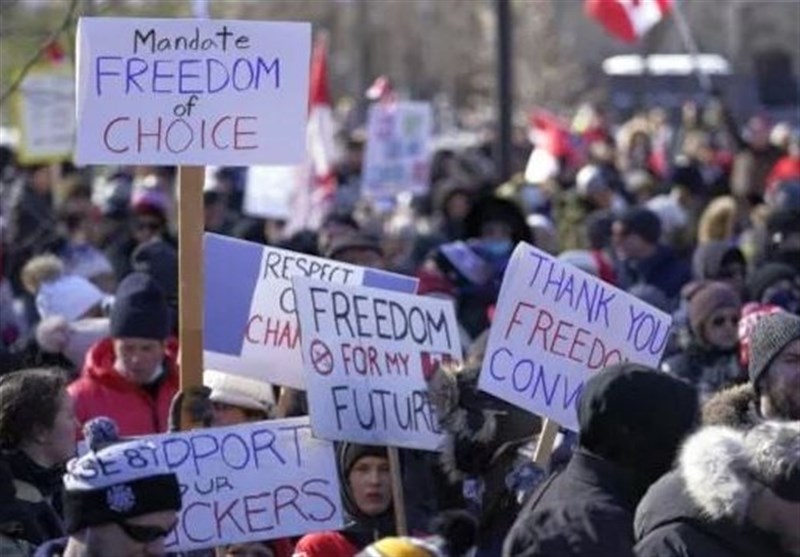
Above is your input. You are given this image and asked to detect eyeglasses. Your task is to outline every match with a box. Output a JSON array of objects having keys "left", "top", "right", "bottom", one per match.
[
  {"left": 115, "top": 519, "right": 177, "bottom": 543},
  {"left": 710, "top": 315, "right": 739, "bottom": 328}
]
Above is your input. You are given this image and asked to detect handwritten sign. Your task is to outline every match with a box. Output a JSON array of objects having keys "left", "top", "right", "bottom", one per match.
[
  {"left": 362, "top": 101, "right": 432, "bottom": 197},
  {"left": 478, "top": 243, "right": 672, "bottom": 431},
  {"left": 204, "top": 233, "right": 418, "bottom": 389},
  {"left": 293, "top": 278, "right": 461, "bottom": 450},
  {"left": 14, "top": 65, "right": 75, "bottom": 163},
  {"left": 75, "top": 17, "right": 310, "bottom": 165}
]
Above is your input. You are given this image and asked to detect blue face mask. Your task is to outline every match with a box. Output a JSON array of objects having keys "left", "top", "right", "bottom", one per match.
[{"left": 481, "top": 239, "right": 513, "bottom": 257}]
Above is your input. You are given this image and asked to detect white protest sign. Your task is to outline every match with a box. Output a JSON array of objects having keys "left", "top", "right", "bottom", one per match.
[
  {"left": 362, "top": 101, "right": 433, "bottom": 197},
  {"left": 75, "top": 17, "right": 310, "bottom": 165},
  {"left": 478, "top": 243, "right": 672, "bottom": 431},
  {"left": 15, "top": 65, "right": 75, "bottom": 163},
  {"left": 243, "top": 165, "right": 298, "bottom": 220},
  {"left": 72, "top": 418, "right": 342, "bottom": 552},
  {"left": 203, "top": 233, "right": 418, "bottom": 390},
  {"left": 293, "top": 278, "right": 461, "bottom": 450}
]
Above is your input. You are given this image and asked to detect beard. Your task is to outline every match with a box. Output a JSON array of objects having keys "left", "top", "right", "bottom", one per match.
[{"left": 764, "top": 379, "right": 800, "bottom": 421}]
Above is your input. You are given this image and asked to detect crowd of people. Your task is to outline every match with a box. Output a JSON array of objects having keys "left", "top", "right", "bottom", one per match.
[{"left": 1, "top": 94, "right": 799, "bottom": 557}]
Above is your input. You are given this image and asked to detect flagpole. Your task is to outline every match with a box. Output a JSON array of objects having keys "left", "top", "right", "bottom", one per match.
[{"left": 670, "top": 1, "right": 712, "bottom": 93}]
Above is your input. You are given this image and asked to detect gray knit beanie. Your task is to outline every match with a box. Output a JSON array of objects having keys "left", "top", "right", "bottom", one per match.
[{"left": 748, "top": 312, "right": 800, "bottom": 391}]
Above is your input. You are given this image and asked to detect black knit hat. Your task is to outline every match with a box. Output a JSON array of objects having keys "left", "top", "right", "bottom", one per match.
[
  {"left": 110, "top": 272, "right": 170, "bottom": 340},
  {"left": 748, "top": 312, "right": 800, "bottom": 391},
  {"left": 617, "top": 207, "right": 662, "bottom": 245},
  {"left": 339, "top": 443, "right": 388, "bottom": 478},
  {"left": 746, "top": 263, "right": 796, "bottom": 302}
]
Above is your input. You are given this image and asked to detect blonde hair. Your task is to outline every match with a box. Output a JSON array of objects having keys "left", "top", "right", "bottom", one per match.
[
  {"left": 697, "top": 196, "right": 738, "bottom": 245},
  {"left": 20, "top": 254, "right": 64, "bottom": 294}
]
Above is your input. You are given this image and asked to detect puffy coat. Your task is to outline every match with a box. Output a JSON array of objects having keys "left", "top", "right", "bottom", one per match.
[
  {"left": 502, "top": 450, "right": 639, "bottom": 557},
  {"left": 68, "top": 337, "right": 179, "bottom": 436},
  {"left": 634, "top": 427, "right": 792, "bottom": 557}
]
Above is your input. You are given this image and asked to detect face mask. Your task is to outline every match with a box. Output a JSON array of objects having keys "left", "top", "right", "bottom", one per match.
[{"left": 481, "top": 239, "right": 512, "bottom": 257}]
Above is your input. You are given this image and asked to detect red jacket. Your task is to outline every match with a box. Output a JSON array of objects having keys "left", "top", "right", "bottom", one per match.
[
  {"left": 292, "top": 532, "right": 359, "bottom": 557},
  {"left": 68, "top": 337, "right": 179, "bottom": 437}
]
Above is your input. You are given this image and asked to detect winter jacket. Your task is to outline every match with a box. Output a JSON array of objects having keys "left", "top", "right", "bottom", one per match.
[
  {"left": 0, "top": 451, "right": 64, "bottom": 547},
  {"left": 68, "top": 337, "right": 179, "bottom": 437},
  {"left": 701, "top": 383, "right": 762, "bottom": 430},
  {"left": 502, "top": 450, "right": 639, "bottom": 557},
  {"left": 661, "top": 344, "right": 746, "bottom": 403},
  {"left": 33, "top": 537, "right": 65, "bottom": 557},
  {"left": 618, "top": 245, "right": 691, "bottom": 307},
  {"left": 634, "top": 428, "right": 792, "bottom": 557}
]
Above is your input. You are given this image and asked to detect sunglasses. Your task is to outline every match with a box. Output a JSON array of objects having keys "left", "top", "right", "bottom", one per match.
[
  {"left": 115, "top": 519, "right": 177, "bottom": 543},
  {"left": 710, "top": 315, "right": 739, "bottom": 328}
]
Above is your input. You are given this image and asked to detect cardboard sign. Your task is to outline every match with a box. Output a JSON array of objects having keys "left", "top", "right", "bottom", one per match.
[
  {"left": 204, "top": 233, "right": 418, "bottom": 389},
  {"left": 362, "top": 102, "right": 432, "bottom": 197},
  {"left": 478, "top": 243, "right": 672, "bottom": 431},
  {"left": 75, "top": 17, "right": 310, "bottom": 165},
  {"left": 14, "top": 65, "right": 75, "bottom": 163},
  {"left": 293, "top": 278, "right": 461, "bottom": 450},
  {"left": 148, "top": 418, "right": 340, "bottom": 551}
]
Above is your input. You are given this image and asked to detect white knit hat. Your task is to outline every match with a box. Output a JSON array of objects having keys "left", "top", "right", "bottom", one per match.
[
  {"left": 203, "top": 370, "right": 275, "bottom": 414},
  {"left": 36, "top": 274, "right": 104, "bottom": 321}
]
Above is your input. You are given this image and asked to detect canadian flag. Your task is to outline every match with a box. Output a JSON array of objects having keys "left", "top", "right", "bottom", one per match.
[{"left": 585, "top": 0, "right": 673, "bottom": 43}]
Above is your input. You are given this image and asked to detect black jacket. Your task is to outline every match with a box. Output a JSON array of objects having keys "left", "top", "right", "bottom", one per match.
[
  {"left": 634, "top": 471, "right": 789, "bottom": 557},
  {"left": 502, "top": 450, "right": 638, "bottom": 557}
]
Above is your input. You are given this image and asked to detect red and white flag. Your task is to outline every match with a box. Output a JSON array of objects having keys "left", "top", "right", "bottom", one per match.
[{"left": 585, "top": 0, "right": 673, "bottom": 43}]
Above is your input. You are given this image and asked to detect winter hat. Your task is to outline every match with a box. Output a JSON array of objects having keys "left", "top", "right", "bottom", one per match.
[
  {"left": 326, "top": 232, "right": 383, "bottom": 260},
  {"left": 746, "top": 262, "right": 796, "bottom": 302},
  {"left": 203, "top": 370, "right": 275, "bottom": 414},
  {"left": 617, "top": 207, "right": 662, "bottom": 245},
  {"left": 738, "top": 303, "right": 784, "bottom": 368},
  {"left": 131, "top": 240, "right": 178, "bottom": 304},
  {"left": 357, "top": 536, "right": 445, "bottom": 557},
  {"left": 575, "top": 165, "right": 609, "bottom": 199},
  {"left": 685, "top": 281, "right": 741, "bottom": 336},
  {"left": 36, "top": 274, "right": 105, "bottom": 321},
  {"left": 110, "top": 272, "right": 170, "bottom": 340},
  {"left": 62, "top": 423, "right": 181, "bottom": 534},
  {"left": 748, "top": 312, "right": 800, "bottom": 390},
  {"left": 36, "top": 316, "right": 110, "bottom": 368},
  {"left": 339, "top": 443, "right": 388, "bottom": 478},
  {"left": 691, "top": 241, "right": 746, "bottom": 281},
  {"left": 578, "top": 363, "right": 698, "bottom": 463}
]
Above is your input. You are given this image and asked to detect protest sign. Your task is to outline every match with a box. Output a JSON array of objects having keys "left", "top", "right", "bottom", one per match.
[
  {"left": 242, "top": 165, "right": 298, "bottom": 220},
  {"left": 75, "top": 17, "right": 310, "bottom": 165},
  {"left": 204, "top": 233, "right": 418, "bottom": 389},
  {"left": 362, "top": 101, "right": 432, "bottom": 198},
  {"left": 14, "top": 65, "right": 75, "bottom": 163},
  {"left": 478, "top": 243, "right": 672, "bottom": 431},
  {"left": 292, "top": 278, "right": 461, "bottom": 450}
]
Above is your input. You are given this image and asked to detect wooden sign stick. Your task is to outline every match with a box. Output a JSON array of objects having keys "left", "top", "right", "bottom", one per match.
[
  {"left": 388, "top": 446, "right": 408, "bottom": 536},
  {"left": 178, "top": 165, "right": 205, "bottom": 390},
  {"left": 533, "top": 418, "right": 560, "bottom": 467}
]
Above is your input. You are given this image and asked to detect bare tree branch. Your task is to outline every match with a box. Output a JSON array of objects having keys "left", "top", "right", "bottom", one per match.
[{"left": 0, "top": 0, "right": 80, "bottom": 108}]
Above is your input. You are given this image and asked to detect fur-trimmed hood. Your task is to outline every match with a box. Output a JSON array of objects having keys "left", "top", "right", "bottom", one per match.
[{"left": 701, "top": 383, "right": 761, "bottom": 430}]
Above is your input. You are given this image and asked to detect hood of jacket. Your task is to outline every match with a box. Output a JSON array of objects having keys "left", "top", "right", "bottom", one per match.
[
  {"left": 701, "top": 383, "right": 762, "bottom": 429},
  {"left": 81, "top": 336, "right": 179, "bottom": 393}
]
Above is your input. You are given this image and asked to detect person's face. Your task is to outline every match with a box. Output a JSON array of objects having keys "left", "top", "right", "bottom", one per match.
[
  {"left": 133, "top": 216, "right": 164, "bottom": 244},
  {"left": 761, "top": 339, "right": 800, "bottom": 420},
  {"left": 702, "top": 307, "right": 740, "bottom": 350},
  {"left": 211, "top": 401, "right": 251, "bottom": 427},
  {"left": 36, "top": 391, "right": 78, "bottom": 466},
  {"left": 348, "top": 456, "right": 392, "bottom": 517},
  {"left": 219, "top": 543, "right": 275, "bottom": 557},
  {"left": 337, "top": 247, "right": 384, "bottom": 269},
  {"left": 612, "top": 222, "right": 648, "bottom": 260},
  {"left": 445, "top": 192, "right": 471, "bottom": 221},
  {"left": 30, "top": 166, "right": 53, "bottom": 194},
  {"left": 263, "top": 218, "right": 286, "bottom": 245},
  {"left": 79, "top": 510, "right": 178, "bottom": 557},
  {"left": 113, "top": 338, "right": 165, "bottom": 385}
]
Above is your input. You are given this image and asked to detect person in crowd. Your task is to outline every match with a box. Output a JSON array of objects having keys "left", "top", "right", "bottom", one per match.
[
  {"left": 131, "top": 239, "right": 179, "bottom": 335},
  {"left": 696, "top": 196, "right": 741, "bottom": 245},
  {"left": 316, "top": 212, "right": 360, "bottom": 257},
  {"left": 430, "top": 179, "right": 476, "bottom": 243},
  {"left": 68, "top": 272, "right": 178, "bottom": 436},
  {"left": 203, "top": 369, "right": 276, "bottom": 426},
  {"left": 691, "top": 241, "right": 747, "bottom": 297},
  {"left": 662, "top": 281, "right": 745, "bottom": 402},
  {"left": 702, "top": 311, "right": 800, "bottom": 428},
  {"left": 731, "top": 115, "right": 784, "bottom": 203},
  {"left": 502, "top": 363, "right": 698, "bottom": 557},
  {"left": 56, "top": 197, "right": 115, "bottom": 294},
  {"left": 634, "top": 420, "right": 800, "bottom": 557},
  {"left": 764, "top": 205, "right": 800, "bottom": 275},
  {"left": 325, "top": 231, "right": 385, "bottom": 268},
  {"left": 612, "top": 207, "right": 691, "bottom": 306},
  {"left": 746, "top": 262, "right": 799, "bottom": 314},
  {"left": 0, "top": 369, "right": 76, "bottom": 547},
  {"left": 293, "top": 443, "right": 395, "bottom": 557},
  {"left": 34, "top": 433, "right": 182, "bottom": 557}
]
